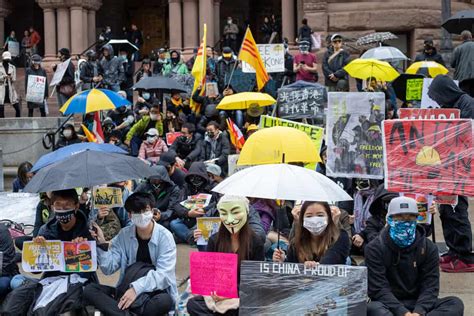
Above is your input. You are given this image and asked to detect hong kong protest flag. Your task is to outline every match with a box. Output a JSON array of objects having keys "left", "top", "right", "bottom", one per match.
[
  {"left": 238, "top": 27, "right": 269, "bottom": 91},
  {"left": 190, "top": 24, "right": 207, "bottom": 113}
]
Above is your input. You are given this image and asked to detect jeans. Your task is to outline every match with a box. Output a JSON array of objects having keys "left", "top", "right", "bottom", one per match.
[
  {"left": 10, "top": 274, "right": 33, "bottom": 289},
  {"left": 130, "top": 135, "right": 143, "bottom": 157},
  {"left": 367, "top": 297, "right": 464, "bottom": 316},
  {"left": 170, "top": 218, "right": 191, "bottom": 243},
  {"left": 57, "top": 92, "right": 69, "bottom": 109},
  {"left": 0, "top": 276, "right": 11, "bottom": 297},
  {"left": 219, "top": 110, "right": 244, "bottom": 129}
]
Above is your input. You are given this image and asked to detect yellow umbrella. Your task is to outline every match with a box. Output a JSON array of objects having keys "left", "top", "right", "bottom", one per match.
[
  {"left": 344, "top": 58, "right": 400, "bottom": 82},
  {"left": 217, "top": 92, "right": 276, "bottom": 110},
  {"left": 237, "top": 126, "right": 321, "bottom": 166},
  {"left": 405, "top": 61, "right": 449, "bottom": 78}
]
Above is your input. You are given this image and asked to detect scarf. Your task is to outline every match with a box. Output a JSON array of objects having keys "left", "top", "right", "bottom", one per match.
[{"left": 353, "top": 188, "right": 375, "bottom": 234}]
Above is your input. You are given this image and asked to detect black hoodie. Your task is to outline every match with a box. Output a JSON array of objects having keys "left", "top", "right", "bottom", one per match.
[
  {"left": 365, "top": 226, "right": 440, "bottom": 316},
  {"left": 428, "top": 75, "right": 474, "bottom": 119}
]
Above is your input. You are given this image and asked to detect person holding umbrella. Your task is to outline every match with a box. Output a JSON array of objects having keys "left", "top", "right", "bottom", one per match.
[
  {"left": 414, "top": 39, "right": 445, "bottom": 66},
  {"left": 125, "top": 103, "right": 163, "bottom": 156},
  {"left": 451, "top": 30, "right": 474, "bottom": 97}
]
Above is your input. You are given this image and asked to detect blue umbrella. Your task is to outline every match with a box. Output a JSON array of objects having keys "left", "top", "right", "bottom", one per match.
[{"left": 32, "top": 143, "right": 127, "bottom": 172}]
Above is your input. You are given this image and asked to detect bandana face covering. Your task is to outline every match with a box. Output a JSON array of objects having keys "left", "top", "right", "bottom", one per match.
[
  {"left": 218, "top": 201, "right": 248, "bottom": 234},
  {"left": 387, "top": 216, "right": 417, "bottom": 248},
  {"left": 131, "top": 210, "right": 154, "bottom": 228},
  {"left": 55, "top": 209, "right": 75, "bottom": 224},
  {"left": 303, "top": 216, "right": 328, "bottom": 236}
]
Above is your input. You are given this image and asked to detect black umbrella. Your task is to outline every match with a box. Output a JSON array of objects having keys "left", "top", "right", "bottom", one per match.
[
  {"left": 132, "top": 75, "right": 188, "bottom": 93},
  {"left": 392, "top": 73, "right": 425, "bottom": 102},
  {"left": 442, "top": 10, "right": 474, "bottom": 35},
  {"left": 24, "top": 150, "right": 155, "bottom": 193}
]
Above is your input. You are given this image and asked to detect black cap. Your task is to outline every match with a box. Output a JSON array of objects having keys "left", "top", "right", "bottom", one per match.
[
  {"left": 424, "top": 39, "right": 434, "bottom": 47},
  {"left": 158, "top": 150, "right": 177, "bottom": 168},
  {"left": 31, "top": 54, "right": 42, "bottom": 63},
  {"left": 222, "top": 46, "right": 233, "bottom": 54},
  {"left": 58, "top": 48, "right": 70, "bottom": 56}
]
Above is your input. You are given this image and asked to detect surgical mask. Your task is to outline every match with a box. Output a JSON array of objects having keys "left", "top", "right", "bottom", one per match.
[
  {"left": 227, "top": 20, "right": 232, "bottom": 25},
  {"left": 121, "top": 55, "right": 128, "bottom": 62},
  {"left": 142, "top": 92, "right": 151, "bottom": 100},
  {"left": 303, "top": 216, "right": 328, "bottom": 236},
  {"left": 63, "top": 130, "right": 73, "bottom": 138},
  {"left": 55, "top": 209, "right": 75, "bottom": 224},
  {"left": 147, "top": 136, "right": 157, "bottom": 143},
  {"left": 149, "top": 113, "right": 158, "bottom": 121},
  {"left": 131, "top": 210, "right": 153, "bottom": 228},
  {"left": 387, "top": 216, "right": 417, "bottom": 248},
  {"left": 189, "top": 176, "right": 205, "bottom": 188}
]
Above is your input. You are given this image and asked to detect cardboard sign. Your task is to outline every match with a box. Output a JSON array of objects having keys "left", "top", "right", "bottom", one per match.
[
  {"left": 196, "top": 217, "right": 221, "bottom": 246},
  {"left": 93, "top": 187, "right": 123, "bottom": 208},
  {"left": 242, "top": 44, "right": 285, "bottom": 73},
  {"left": 26, "top": 75, "right": 46, "bottom": 103},
  {"left": 228, "top": 154, "right": 251, "bottom": 175},
  {"left": 7, "top": 41, "right": 19, "bottom": 57},
  {"left": 240, "top": 261, "right": 367, "bottom": 315},
  {"left": 399, "top": 108, "right": 461, "bottom": 120},
  {"left": 421, "top": 78, "right": 459, "bottom": 109},
  {"left": 180, "top": 193, "right": 212, "bottom": 210},
  {"left": 22, "top": 241, "right": 97, "bottom": 273},
  {"left": 277, "top": 85, "right": 327, "bottom": 120},
  {"left": 166, "top": 132, "right": 183, "bottom": 146},
  {"left": 50, "top": 58, "right": 71, "bottom": 87},
  {"left": 405, "top": 78, "right": 423, "bottom": 101},
  {"left": 327, "top": 92, "right": 386, "bottom": 179},
  {"left": 190, "top": 252, "right": 238, "bottom": 298},
  {"left": 383, "top": 119, "right": 473, "bottom": 196}
]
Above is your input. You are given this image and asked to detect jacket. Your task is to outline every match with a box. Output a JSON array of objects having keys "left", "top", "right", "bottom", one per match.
[
  {"left": 0, "top": 224, "right": 19, "bottom": 276},
  {"left": 97, "top": 222, "right": 178, "bottom": 303},
  {"left": 0, "top": 62, "right": 18, "bottom": 104},
  {"left": 162, "top": 61, "right": 188, "bottom": 76},
  {"left": 121, "top": 59, "right": 135, "bottom": 90},
  {"left": 365, "top": 226, "right": 439, "bottom": 316},
  {"left": 33, "top": 200, "right": 54, "bottom": 237},
  {"left": 80, "top": 61, "right": 100, "bottom": 89},
  {"left": 322, "top": 48, "right": 350, "bottom": 83},
  {"left": 414, "top": 48, "right": 445, "bottom": 66},
  {"left": 126, "top": 115, "right": 164, "bottom": 142},
  {"left": 298, "top": 25, "right": 312, "bottom": 41},
  {"left": 216, "top": 57, "right": 238, "bottom": 91},
  {"left": 200, "top": 131, "right": 231, "bottom": 173},
  {"left": 99, "top": 44, "right": 125, "bottom": 87},
  {"left": 191, "top": 88, "right": 221, "bottom": 116},
  {"left": 170, "top": 133, "right": 202, "bottom": 162},
  {"left": 428, "top": 74, "right": 474, "bottom": 119},
  {"left": 138, "top": 137, "right": 168, "bottom": 164},
  {"left": 25, "top": 65, "right": 48, "bottom": 103},
  {"left": 451, "top": 40, "right": 474, "bottom": 82}
]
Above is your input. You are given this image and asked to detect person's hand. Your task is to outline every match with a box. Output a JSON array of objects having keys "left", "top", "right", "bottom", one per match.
[
  {"left": 188, "top": 208, "right": 205, "bottom": 218},
  {"left": 330, "top": 205, "right": 341, "bottom": 225},
  {"left": 304, "top": 261, "right": 318, "bottom": 269},
  {"left": 272, "top": 248, "right": 285, "bottom": 262},
  {"left": 193, "top": 229, "right": 203, "bottom": 241},
  {"left": 124, "top": 139, "right": 130, "bottom": 146},
  {"left": 33, "top": 236, "right": 46, "bottom": 243},
  {"left": 352, "top": 234, "right": 364, "bottom": 247},
  {"left": 153, "top": 208, "right": 161, "bottom": 222},
  {"left": 412, "top": 313, "right": 421, "bottom": 316},
  {"left": 90, "top": 222, "right": 106, "bottom": 244},
  {"left": 137, "top": 96, "right": 145, "bottom": 103},
  {"left": 79, "top": 191, "right": 89, "bottom": 204},
  {"left": 97, "top": 206, "right": 110, "bottom": 220},
  {"left": 329, "top": 74, "right": 335, "bottom": 80},
  {"left": 291, "top": 204, "right": 302, "bottom": 221},
  {"left": 118, "top": 287, "right": 137, "bottom": 310},
  {"left": 210, "top": 291, "right": 229, "bottom": 303},
  {"left": 429, "top": 204, "right": 437, "bottom": 215},
  {"left": 176, "top": 157, "right": 185, "bottom": 168},
  {"left": 72, "top": 237, "right": 87, "bottom": 243}
]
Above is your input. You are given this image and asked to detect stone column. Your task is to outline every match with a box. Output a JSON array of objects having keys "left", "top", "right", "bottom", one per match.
[
  {"left": 199, "top": 0, "right": 214, "bottom": 45},
  {"left": 183, "top": 0, "right": 199, "bottom": 51},
  {"left": 213, "top": 0, "right": 221, "bottom": 46},
  {"left": 88, "top": 10, "right": 96, "bottom": 47},
  {"left": 70, "top": 6, "right": 84, "bottom": 54},
  {"left": 0, "top": 16, "right": 4, "bottom": 49},
  {"left": 168, "top": 0, "right": 183, "bottom": 50},
  {"left": 282, "top": 0, "right": 295, "bottom": 44},
  {"left": 57, "top": 7, "right": 71, "bottom": 51},
  {"left": 0, "top": 1, "right": 11, "bottom": 49},
  {"left": 42, "top": 8, "right": 57, "bottom": 59},
  {"left": 82, "top": 8, "right": 89, "bottom": 50}
]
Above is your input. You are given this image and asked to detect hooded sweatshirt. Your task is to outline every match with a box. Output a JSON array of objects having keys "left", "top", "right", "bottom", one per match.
[
  {"left": 99, "top": 44, "right": 125, "bottom": 86},
  {"left": 428, "top": 74, "right": 473, "bottom": 119}
]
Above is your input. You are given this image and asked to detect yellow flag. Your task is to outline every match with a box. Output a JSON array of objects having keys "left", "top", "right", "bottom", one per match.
[
  {"left": 190, "top": 24, "right": 207, "bottom": 113},
  {"left": 238, "top": 27, "right": 269, "bottom": 91},
  {"left": 81, "top": 124, "right": 97, "bottom": 143}
]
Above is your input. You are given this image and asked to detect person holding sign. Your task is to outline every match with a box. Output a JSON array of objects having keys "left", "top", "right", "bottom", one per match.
[
  {"left": 273, "top": 201, "right": 350, "bottom": 266},
  {"left": 25, "top": 54, "right": 48, "bottom": 117},
  {"left": 0, "top": 51, "right": 20, "bottom": 118},
  {"left": 84, "top": 192, "right": 177, "bottom": 315},
  {"left": 53, "top": 48, "right": 76, "bottom": 107},
  {"left": 187, "top": 195, "right": 264, "bottom": 315},
  {"left": 366, "top": 197, "right": 464, "bottom": 316}
]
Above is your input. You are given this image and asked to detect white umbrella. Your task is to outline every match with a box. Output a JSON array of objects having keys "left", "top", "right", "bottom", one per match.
[
  {"left": 361, "top": 46, "right": 408, "bottom": 62},
  {"left": 212, "top": 164, "right": 352, "bottom": 202}
]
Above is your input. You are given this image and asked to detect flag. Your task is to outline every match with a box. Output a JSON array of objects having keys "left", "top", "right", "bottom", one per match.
[
  {"left": 226, "top": 118, "right": 245, "bottom": 150},
  {"left": 238, "top": 27, "right": 269, "bottom": 91},
  {"left": 81, "top": 124, "right": 97, "bottom": 143},
  {"left": 92, "top": 112, "right": 105, "bottom": 143},
  {"left": 190, "top": 24, "right": 207, "bottom": 114}
]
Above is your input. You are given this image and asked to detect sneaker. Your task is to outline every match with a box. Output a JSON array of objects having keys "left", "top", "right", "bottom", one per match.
[
  {"left": 439, "top": 254, "right": 455, "bottom": 264},
  {"left": 441, "top": 259, "right": 474, "bottom": 273}
]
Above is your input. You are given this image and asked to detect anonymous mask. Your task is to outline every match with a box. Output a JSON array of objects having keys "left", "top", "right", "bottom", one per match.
[{"left": 217, "top": 200, "right": 248, "bottom": 234}]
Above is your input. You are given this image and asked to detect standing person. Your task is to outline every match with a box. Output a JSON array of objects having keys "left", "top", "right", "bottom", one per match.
[
  {"left": 451, "top": 30, "right": 474, "bottom": 97},
  {"left": 0, "top": 52, "right": 20, "bottom": 118},
  {"left": 119, "top": 48, "right": 135, "bottom": 102},
  {"left": 365, "top": 197, "right": 464, "bottom": 315},
  {"left": 12, "top": 161, "right": 33, "bottom": 192},
  {"left": 223, "top": 17, "right": 239, "bottom": 53},
  {"left": 261, "top": 17, "right": 273, "bottom": 44},
  {"left": 162, "top": 50, "right": 188, "bottom": 76},
  {"left": 297, "top": 19, "right": 312, "bottom": 48},
  {"left": 322, "top": 34, "right": 350, "bottom": 91},
  {"left": 21, "top": 30, "right": 31, "bottom": 64},
  {"left": 29, "top": 26, "right": 41, "bottom": 55},
  {"left": 414, "top": 39, "right": 445, "bottom": 66},
  {"left": 153, "top": 48, "right": 169, "bottom": 75},
  {"left": 3, "top": 30, "right": 17, "bottom": 51},
  {"left": 200, "top": 121, "right": 231, "bottom": 174},
  {"left": 138, "top": 128, "right": 168, "bottom": 165},
  {"left": 216, "top": 47, "right": 237, "bottom": 92},
  {"left": 206, "top": 46, "right": 218, "bottom": 82},
  {"left": 99, "top": 44, "right": 125, "bottom": 92},
  {"left": 25, "top": 54, "right": 48, "bottom": 117},
  {"left": 293, "top": 41, "right": 319, "bottom": 83},
  {"left": 80, "top": 50, "right": 102, "bottom": 90},
  {"left": 130, "top": 24, "right": 143, "bottom": 61},
  {"left": 53, "top": 48, "right": 75, "bottom": 108}
]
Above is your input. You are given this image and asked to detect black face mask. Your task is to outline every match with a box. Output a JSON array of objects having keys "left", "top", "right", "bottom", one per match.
[
  {"left": 152, "top": 183, "right": 163, "bottom": 192},
  {"left": 171, "top": 57, "right": 179, "bottom": 65},
  {"left": 55, "top": 210, "right": 75, "bottom": 224},
  {"left": 206, "top": 132, "right": 215, "bottom": 139},
  {"left": 189, "top": 176, "right": 205, "bottom": 188},
  {"left": 117, "top": 106, "right": 127, "bottom": 114}
]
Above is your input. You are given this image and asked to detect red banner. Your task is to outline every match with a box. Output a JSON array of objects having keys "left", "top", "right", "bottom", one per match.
[
  {"left": 398, "top": 108, "right": 460, "bottom": 120},
  {"left": 165, "top": 132, "right": 183, "bottom": 146},
  {"left": 383, "top": 119, "right": 473, "bottom": 196}
]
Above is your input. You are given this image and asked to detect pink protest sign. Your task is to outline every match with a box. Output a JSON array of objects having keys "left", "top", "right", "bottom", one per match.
[{"left": 190, "top": 252, "right": 238, "bottom": 298}]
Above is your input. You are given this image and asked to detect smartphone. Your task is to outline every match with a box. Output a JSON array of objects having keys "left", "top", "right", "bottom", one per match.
[{"left": 299, "top": 61, "right": 305, "bottom": 65}]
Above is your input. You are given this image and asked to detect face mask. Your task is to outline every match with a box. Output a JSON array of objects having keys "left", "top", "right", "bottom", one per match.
[
  {"left": 152, "top": 183, "right": 163, "bottom": 192},
  {"left": 142, "top": 92, "right": 151, "bottom": 100},
  {"left": 303, "top": 216, "right": 328, "bottom": 236},
  {"left": 189, "top": 176, "right": 205, "bottom": 188},
  {"left": 63, "top": 130, "right": 73, "bottom": 138},
  {"left": 227, "top": 20, "right": 232, "bottom": 25},
  {"left": 147, "top": 136, "right": 157, "bottom": 144},
  {"left": 117, "top": 106, "right": 127, "bottom": 113},
  {"left": 387, "top": 216, "right": 417, "bottom": 248},
  {"left": 206, "top": 131, "right": 215, "bottom": 139},
  {"left": 131, "top": 210, "right": 153, "bottom": 228},
  {"left": 149, "top": 113, "right": 158, "bottom": 121},
  {"left": 121, "top": 55, "right": 128, "bottom": 62},
  {"left": 299, "top": 46, "right": 309, "bottom": 53},
  {"left": 171, "top": 57, "right": 179, "bottom": 64},
  {"left": 55, "top": 209, "right": 75, "bottom": 224},
  {"left": 218, "top": 201, "right": 248, "bottom": 234}
]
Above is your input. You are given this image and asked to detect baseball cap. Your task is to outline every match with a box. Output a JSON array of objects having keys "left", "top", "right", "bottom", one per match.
[
  {"left": 331, "top": 34, "right": 343, "bottom": 42},
  {"left": 387, "top": 196, "right": 418, "bottom": 217},
  {"left": 2, "top": 51, "right": 11, "bottom": 60},
  {"left": 222, "top": 47, "right": 233, "bottom": 58},
  {"left": 247, "top": 124, "right": 258, "bottom": 132},
  {"left": 206, "top": 163, "right": 222, "bottom": 177},
  {"left": 158, "top": 150, "right": 177, "bottom": 168},
  {"left": 145, "top": 128, "right": 159, "bottom": 137}
]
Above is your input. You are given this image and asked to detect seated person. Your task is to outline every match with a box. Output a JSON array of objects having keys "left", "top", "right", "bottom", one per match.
[
  {"left": 12, "top": 161, "right": 33, "bottom": 192},
  {"left": 205, "top": 163, "right": 223, "bottom": 184},
  {"left": 171, "top": 122, "right": 202, "bottom": 170},
  {"left": 125, "top": 104, "right": 163, "bottom": 156},
  {"left": 138, "top": 128, "right": 168, "bottom": 165},
  {"left": 158, "top": 150, "right": 187, "bottom": 189},
  {"left": 0, "top": 223, "right": 19, "bottom": 297},
  {"left": 56, "top": 124, "right": 82, "bottom": 149},
  {"left": 187, "top": 195, "right": 264, "bottom": 315},
  {"left": 273, "top": 201, "right": 350, "bottom": 266},
  {"left": 163, "top": 108, "right": 184, "bottom": 135},
  {"left": 134, "top": 95, "right": 152, "bottom": 121},
  {"left": 166, "top": 90, "right": 190, "bottom": 119},
  {"left": 200, "top": 121, "right": 231, "bottom": 175},
  {"left": 105, "top": 91, "right": 135, "bottom": 138},
  {"left": 84, "top": 192, "right": 177, "bottom": 316},
  {"left": 135, "top": 165, "right": 181, "bottom": 230},
  {"left": 366, "top": 197, "right": 464, "bottom": 316}
]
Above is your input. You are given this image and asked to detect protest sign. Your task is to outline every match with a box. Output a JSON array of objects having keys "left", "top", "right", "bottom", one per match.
[
  {"left": 196, "top": 217, "right": 221, "bottom": 246},
  {"left": 7, "top": 41, "right": 19, "bottom": 57},
  {"left": 421, "top": 78, "right": 459, "bottom": 109},
  {"left": 405, "top": 78, "right": 423, "bottom": 101},
  {"left": 190, "top": 252, "right": 238, "bottom": 298},
  {"left": 326, "top": 92, "right": 386, "bottom": 179},
  {"left": 50, "top": 58, "right": 71, "bottom": 87},
  {"left": 228, "top": 154, "right": 251, "bottom": 175},
  {"left": 277, "top": 84, "right": 327, "bottom": 120},
  {"left": 180, "top": 193, "right": 212, "bottom": 210},
  {"left": 400, "top": 193, "right": 434, "bottom": 224},
  {"left": 93, "top": 187, "right": 123, "bottom": 208},
  {"left": 399, "top": 108, "right": 460, "bottom": 120},
  {"left": 205, "top": 82, "right": 219, "bottom": 97},
  {"left": 22, "top": 241, "right": 97, "bottom": 273},
  {"left": 26, "top": 75, "right": 46, "bottom": 103},
  {"left": 242, "top": 44, "right": 284, "bottom": 73},
  {"left": 166, "top": 132, "right": 183, "bottom": 146},
  {"left": 240, "top": 261, "right": 367, "bottom": 315},
  {"left": 383, "top": 119, "right": 474, "bottom": 196}
]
